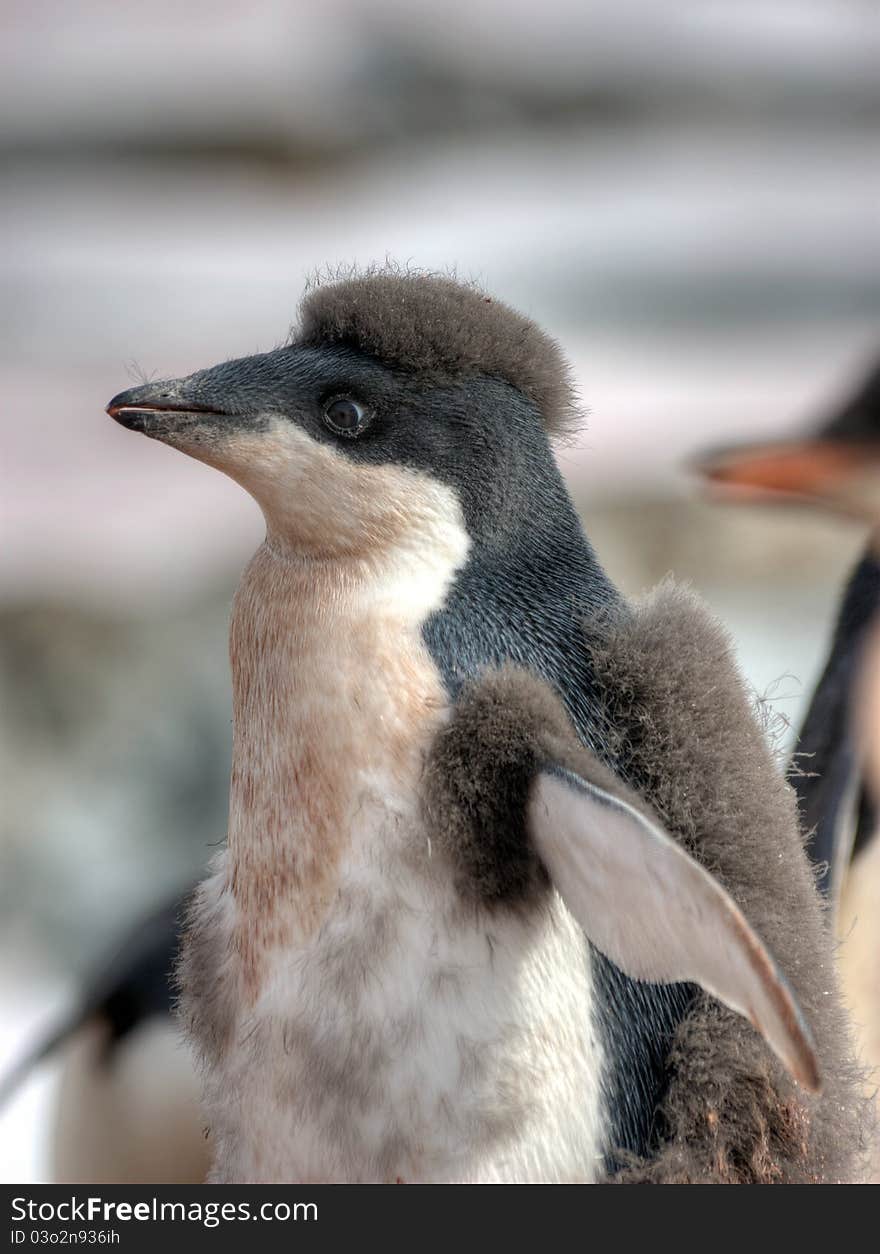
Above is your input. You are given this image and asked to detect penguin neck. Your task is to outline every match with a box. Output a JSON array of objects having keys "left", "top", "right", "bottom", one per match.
[{"left": 224, "top": 532, "right": 467, "bottom": 991}]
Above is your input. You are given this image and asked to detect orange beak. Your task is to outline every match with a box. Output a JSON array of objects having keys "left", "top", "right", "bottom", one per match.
[{"left": 693, "top": 439, "right": 880, "bottom": 520}]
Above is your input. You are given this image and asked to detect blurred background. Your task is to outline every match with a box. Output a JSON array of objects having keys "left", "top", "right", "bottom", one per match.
[{"left": 1, "top": 0, "right": 878, "bottom": 1180}]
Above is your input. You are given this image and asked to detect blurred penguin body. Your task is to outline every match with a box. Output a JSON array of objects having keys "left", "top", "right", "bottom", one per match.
[
  {"left": 794, "top": 548, "right": 880, "bottom": 900},
  {"left": 838, "top": 827, "right": 880, "bottom": 1182},
  {"left": 0, "top": 897, "right": 206, "bottom": 1184},
  {"left": 107, "top": 269, "right": 869, "bottom": 1182},
  {"left": 53, "top": 1013, "right": 206, "bottom": 1185},
  {"left": 842, "top": 566, "right": 880, "bottom": 1181}
]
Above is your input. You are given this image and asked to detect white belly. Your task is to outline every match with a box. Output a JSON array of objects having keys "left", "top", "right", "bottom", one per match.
[{"left": 197, "top": 805, "right": 606, "bottom": 1184}]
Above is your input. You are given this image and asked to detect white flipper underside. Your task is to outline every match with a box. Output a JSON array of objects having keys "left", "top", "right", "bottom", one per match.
[{"left": 529, "top": 769, "right": 820, "bottom": 1092}]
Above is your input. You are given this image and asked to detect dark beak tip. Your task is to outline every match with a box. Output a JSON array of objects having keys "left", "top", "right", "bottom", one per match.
[{"left": 106, "top": 387, "right": 139, "bottom": 421}]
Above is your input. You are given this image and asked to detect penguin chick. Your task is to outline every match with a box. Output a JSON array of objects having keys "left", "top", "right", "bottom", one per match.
[{"left": 106, "top": 268, "right": 869, "bottom": 1183}]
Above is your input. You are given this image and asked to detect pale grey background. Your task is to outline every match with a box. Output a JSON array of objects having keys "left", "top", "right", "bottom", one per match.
[{"left": 1, "top": 0, "right": 878, "bottom": 1180}]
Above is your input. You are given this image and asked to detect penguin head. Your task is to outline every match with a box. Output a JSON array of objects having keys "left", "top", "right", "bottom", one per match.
[{"left": 107, "top": 270, "right": 581, "bottom": 564}]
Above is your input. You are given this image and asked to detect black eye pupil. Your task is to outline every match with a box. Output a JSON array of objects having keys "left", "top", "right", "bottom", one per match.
[{"left": 325, "top": 398, "right": 364, "bottom": 435}]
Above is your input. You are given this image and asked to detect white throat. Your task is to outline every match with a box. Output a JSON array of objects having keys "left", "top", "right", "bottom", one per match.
[{"left": 225, "top": 471, "right": 471, "bottom": 990}]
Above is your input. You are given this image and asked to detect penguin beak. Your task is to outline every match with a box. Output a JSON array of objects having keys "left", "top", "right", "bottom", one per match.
[
  {"left": 106, "top": 347, "right": 301, "bottom": 449},
  {"left": 692, "top": 438, "right": 880, "bottom": 522},
  {"left": 106, "top": 382, "right": 240, "bottom": 442}
]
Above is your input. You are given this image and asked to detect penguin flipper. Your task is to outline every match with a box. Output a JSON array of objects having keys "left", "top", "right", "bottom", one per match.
[{"left": 529, "top": 765, "right": 821, "bottom": 1093}]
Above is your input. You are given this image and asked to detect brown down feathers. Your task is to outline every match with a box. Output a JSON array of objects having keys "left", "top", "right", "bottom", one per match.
[
  {"left": 297, "top": 265, "right": 581, "bottom": 439},
  {"left": 423, "top": 581, "right": 875, "bottom": 1182}
]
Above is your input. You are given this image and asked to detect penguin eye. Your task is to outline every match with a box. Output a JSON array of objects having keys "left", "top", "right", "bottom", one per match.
[{"left": 323, "top": 397, "right": 370, "bottom": 439}]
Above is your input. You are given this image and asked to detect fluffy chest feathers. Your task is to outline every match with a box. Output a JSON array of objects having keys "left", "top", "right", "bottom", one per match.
[
  {"left": 226, "top": 542, "right": 447, "bottom": 986},
  {"left": 184, "top": 538, "right": 607, "bottom": 1183}
]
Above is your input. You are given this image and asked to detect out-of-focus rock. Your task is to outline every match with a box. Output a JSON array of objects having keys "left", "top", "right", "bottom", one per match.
[{"left": 0, "top": 595, "right": 232, "bottom": 969}]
